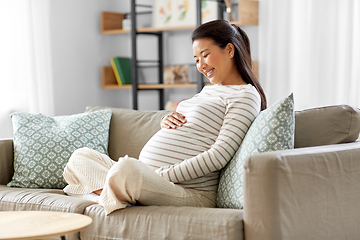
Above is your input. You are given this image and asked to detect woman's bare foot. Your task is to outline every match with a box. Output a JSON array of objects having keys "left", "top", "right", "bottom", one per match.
[{"left": 93, "top": 189, "right": 103, "bottom": 196}]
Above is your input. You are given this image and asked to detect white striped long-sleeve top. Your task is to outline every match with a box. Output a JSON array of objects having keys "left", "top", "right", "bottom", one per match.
[{"left": 138, "top": 84, "right": 261, "bottom": 191}]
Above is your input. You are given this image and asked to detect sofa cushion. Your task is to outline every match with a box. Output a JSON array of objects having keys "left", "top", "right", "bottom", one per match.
[
  {"left": 294, "top": 105, "right": 360, "bottom": 148},
  {"left": 0, "top": 185, "right": 95, "bottom": 240},
  {"left": 217, "top": 93, "right": 295, "bottom": 209},
  {"left": 0, "top": 185, "right": 94, "bottom": 213},
  {"left": 82, "top": 204, "right": 244, "bottom": 240},
  {"left": 8, "top": 110, "right": 112, "bottom": 189},
  {"left": 85, "top": 106, "right": 169, "bottom": 160}
]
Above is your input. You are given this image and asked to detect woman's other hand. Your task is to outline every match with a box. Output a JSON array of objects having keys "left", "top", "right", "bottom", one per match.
[{"left": 161, "top": 112, "right": 187, "bottom": 129}]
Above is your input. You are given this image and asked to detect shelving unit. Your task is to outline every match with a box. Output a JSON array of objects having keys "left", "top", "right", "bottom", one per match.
[{"left": 101, "top": 0, "right": 259, "bottom": 110}]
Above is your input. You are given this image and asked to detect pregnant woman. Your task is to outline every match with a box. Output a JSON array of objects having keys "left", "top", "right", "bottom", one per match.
[{"left": 63, "top": 20, "right": 266, "bottom": 215}]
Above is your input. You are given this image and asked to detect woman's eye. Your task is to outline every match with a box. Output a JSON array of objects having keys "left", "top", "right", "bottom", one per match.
[{"left": 204, "top": 54, "right": 209, "bottom": 58}]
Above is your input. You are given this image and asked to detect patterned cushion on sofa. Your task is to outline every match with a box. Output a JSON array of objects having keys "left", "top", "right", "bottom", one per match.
[
  {"left": 8, "top": 109, "right": 112, "bottom": 189},
  {"left": 217, "top": 93, "right": 295, "bottom": 209}
]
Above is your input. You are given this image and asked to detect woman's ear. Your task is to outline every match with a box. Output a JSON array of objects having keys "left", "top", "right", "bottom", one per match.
[{"left": 226, "top": 43, "right": 235, "bottom": 58}]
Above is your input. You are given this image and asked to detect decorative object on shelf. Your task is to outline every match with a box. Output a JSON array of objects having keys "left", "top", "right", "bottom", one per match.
[
  {"left": 164, "top": 65, "right": 190, "bottom": 84},
  {"left": 122, "top": 18, "right": 132, "bottom": 30},
  {"left": 153, "top": 0, "right": 218, "bottom": 28},
  {"left": 223, "top": 0, "right": 233, "bottom": 21},
  {"left": 110, "top": 57, "right": 132, "bottom": 85}
]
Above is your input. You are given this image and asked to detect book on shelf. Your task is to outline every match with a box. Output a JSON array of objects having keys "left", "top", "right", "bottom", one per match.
[{"left": 110, "top": 57, "right": 132, "bottom": 85}]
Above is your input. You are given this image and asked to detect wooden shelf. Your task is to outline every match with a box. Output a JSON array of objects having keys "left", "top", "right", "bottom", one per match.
[
  {"left": 101, "top": 66, "right": 132, "bottom": 89},
  {"left": 101, "top": 11, "right": 126, "bottom": 34},
  {"left": 102, "top": 61, "right": 259, "bottom": 89},
  {"left": 138, "top": 83, "right": 198, "bottom": 89},
  {"left": 102, "top": 84, "right": 133, "bottom": 89},
  {"left": 102, "top": 25, "right": 196, "bottom": 34},
  {"left": 101, "top": 66, "right": 198, "bottom": 89},
  {"left": 102, "top": 29, "right": 131, "bottom": 34},
  {"left": 102, "top": 83, "right": 198, "bottom": 90}
]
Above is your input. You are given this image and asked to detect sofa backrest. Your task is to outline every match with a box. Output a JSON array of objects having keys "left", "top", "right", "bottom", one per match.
[
  {"left": 86, "top": 105, "right": 360, "bottom": 160},
  {"left": 86, "top": 106, "right": 169, "bottom": 160},
  {"left": 294, "top": 105, "right": 360, "bottom": 148}
]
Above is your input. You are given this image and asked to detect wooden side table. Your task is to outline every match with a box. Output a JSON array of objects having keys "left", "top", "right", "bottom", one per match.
[{"left": 0, "top": 211, "right": 92, "bottom": 240}]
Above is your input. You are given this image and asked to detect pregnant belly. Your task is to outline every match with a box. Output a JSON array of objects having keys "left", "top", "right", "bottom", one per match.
[{"left": 138, "top": 127, "right": 217, "bottom": 170}]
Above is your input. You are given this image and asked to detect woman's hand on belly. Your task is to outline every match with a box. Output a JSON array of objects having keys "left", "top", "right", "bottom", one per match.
[{"left": 161, "top": 112, "right": 187, "bottom": 129}]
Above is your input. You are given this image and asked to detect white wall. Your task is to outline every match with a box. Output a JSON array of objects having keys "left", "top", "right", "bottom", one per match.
[
  {"left": 50, "top": 0, "right": 131, "bottom": 116},
  {"left": 49, "top": 0, "right": 258, "bottom": 115}
]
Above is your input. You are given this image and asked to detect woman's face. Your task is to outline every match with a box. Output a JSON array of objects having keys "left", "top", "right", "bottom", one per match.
[{"left": 193, "top": 38, "right": 236, "bottom": 85}]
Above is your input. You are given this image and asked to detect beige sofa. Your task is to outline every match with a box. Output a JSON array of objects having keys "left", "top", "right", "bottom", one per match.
[{"left": 1, "top": 105, "right": 360, "bottom": 240}]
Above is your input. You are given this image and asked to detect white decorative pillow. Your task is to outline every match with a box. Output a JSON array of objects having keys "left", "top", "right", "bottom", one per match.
[
  {"left": 8, "top": 109, "right": 112, "bottom": 189},
  {"left": 217, "top": 94, "right": 295, "bottom": 209}
]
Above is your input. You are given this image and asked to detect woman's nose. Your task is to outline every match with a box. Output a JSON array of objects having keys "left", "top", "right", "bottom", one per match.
[{"left": 198, "top": 59, "right": 206, "bottom": 71}]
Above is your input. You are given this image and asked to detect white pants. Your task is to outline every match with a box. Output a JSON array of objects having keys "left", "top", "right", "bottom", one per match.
[{"left": 63, "top": 148, "right": 217, "bottom": 215}]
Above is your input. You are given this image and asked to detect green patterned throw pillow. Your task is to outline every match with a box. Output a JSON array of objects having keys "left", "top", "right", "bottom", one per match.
[
  {"left": 217, "top": 94, "right": 295, "bottom": 209},
  {"left": 8, "top": 109, "right": 112, "bottom": 189}
]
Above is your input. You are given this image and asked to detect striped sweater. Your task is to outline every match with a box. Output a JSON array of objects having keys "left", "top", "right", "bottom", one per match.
[{"left": 139, "top": 84, "right": 261, "bottom": 191}]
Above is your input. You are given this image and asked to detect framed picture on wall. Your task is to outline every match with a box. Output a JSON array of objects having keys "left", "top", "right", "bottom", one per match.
[
  {"left": 153, "top": 0, "right": 173, "bottom": 27},
  {"left": 201, "top": 0, "right": 218, "bottom": 24},
  {"left": 153, "top": 0, "right": 218, "bottom": 28}
]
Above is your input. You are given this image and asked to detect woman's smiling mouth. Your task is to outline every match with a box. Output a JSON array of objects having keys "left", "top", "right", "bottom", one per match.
[{"left": 204, "top": 68, "right": 214, "bottom": 78}]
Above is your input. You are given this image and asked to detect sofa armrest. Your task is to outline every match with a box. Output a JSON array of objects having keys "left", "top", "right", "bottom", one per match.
[
  {"left": 0, "top": 139, "right": 14, "bottom": 185},
  {"left": 244, "top": 142, "right": 360, "bottom": 240}
]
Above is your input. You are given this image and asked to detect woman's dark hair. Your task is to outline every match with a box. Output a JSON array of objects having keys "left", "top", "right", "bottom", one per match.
[{"left": 192, "top": 20, "right": 267, "bottom": 111}]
